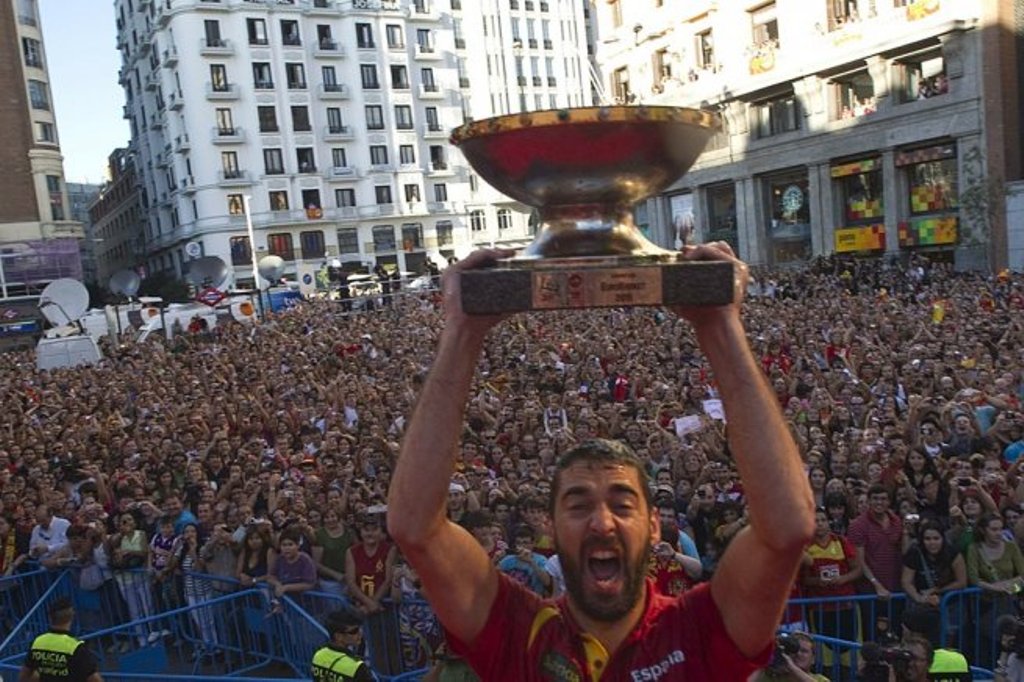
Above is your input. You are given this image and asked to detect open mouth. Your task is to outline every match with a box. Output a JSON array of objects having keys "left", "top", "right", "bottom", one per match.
[{"left": 585, "top": 547, "right": 624, "bottom": 593}]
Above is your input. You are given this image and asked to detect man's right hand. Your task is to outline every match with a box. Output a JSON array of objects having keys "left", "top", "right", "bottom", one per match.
[
  {"left": 440, "top": 249, "right": 516, "bottom": 343},
  {"left": 669, "top": 242, "right": 750, "bottom": 329}
]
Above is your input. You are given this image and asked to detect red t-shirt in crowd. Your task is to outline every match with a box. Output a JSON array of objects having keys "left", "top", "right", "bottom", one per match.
[
  {"left": 803, "top": 533, "right": 857, "bottom": 610},
  {"left": 447, "top": 573, "right": 771, "bottom": 681},
  {"left": 847, "top": 511, "right": 903, "bottom": 592}
]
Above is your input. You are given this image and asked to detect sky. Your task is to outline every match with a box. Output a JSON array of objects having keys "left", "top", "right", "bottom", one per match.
[{"left": 39, "top": 0, "right": 129, "bottom": 185}]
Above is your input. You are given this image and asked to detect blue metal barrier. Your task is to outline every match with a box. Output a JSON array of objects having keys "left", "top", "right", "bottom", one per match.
[{"left": 0, "top": 568, "right": 67, "bottom": 645}]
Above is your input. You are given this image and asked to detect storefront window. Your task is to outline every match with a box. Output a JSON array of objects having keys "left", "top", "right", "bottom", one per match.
[
  {"left": 706, "top": 183, "right": 738, "bottom": 251},
  {"left": 896, "top": 143, "right": 958, "bottom": 248},
  {"left": 832, "top": 158, "right": 885, "bottom": 254},
  {"left": 766, "top": 172, "right": 811, "bottom": 264}
]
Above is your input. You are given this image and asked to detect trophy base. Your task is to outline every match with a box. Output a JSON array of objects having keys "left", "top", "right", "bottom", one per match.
[{"left": 460, "top": 256, "right": 735, "bottom": 314}]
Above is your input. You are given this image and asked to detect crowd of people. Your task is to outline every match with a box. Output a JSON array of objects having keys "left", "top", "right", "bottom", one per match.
[{"left": 2, "top": 251, "right": 1024, "bottom": 679}]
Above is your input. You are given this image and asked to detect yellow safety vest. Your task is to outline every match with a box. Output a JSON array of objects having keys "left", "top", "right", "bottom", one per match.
[
  {"left": 311, "top": 645, "right": 364, "bottom": 682},
  {"left": 928, "top": 648, "right": 971, "bottom": 680},
  {"left": 28, "top": 631, "right": 83, "bottom": 680}
]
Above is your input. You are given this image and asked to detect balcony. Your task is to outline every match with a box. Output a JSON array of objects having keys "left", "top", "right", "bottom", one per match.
[
  {"left": 168, "top": 92, "right": 184, "bottom": 110},
  {"left": 206, "top": 83, "right": 239, "bottom": 99},
  {"left": 180, "top": 176, "right": 197, "bottom": 195},
  {"left": 174, "top": 134, "right": 191, "bottom": 152},
  {"left": 454, "top": 37, "right": 466, "bottom": 49},
  {"left": 200, "top": 37, "right": 234, "bottom": 56},
  {"left": 254, "top": 79, "right": 275, "bottom": 90},
  {"left": 328, "top": 165, "right": 358, "bottom": 179},
  {"left": 122, "top": 104, "right": 131, "bottom": 120},
  {"left": 458, "top": 76, "right": 470, "bottom": 88},
  {"left": 547, "top": 76, "right": 556, "bottom": 86},
  {"left": 415, "top": 44, "right": 441, "bottom": 60},
  {"left": 369, "top": 163, "right": 396, "bottom": 173},
  {"left": 451, "top": 0, "right": 461, "bottom": 8},
  {"left": 218, "top": 170, "right": 253, "bottom": 186},
  {"left": 528, "top": 38, "right": 538, "bottom": 49},
  {"left": 163, "top": 46, "right": 179, "bottom": 67},
  {"left": 427, "top": 201, "right": 453, "bottom": 213},
  {"left": 145, "top": 71, "right": 161, "bottom": 90},
  {"left": 532, "top": 76, "right": 542, "bottom": 86},
  {"left": 324, "top": 125, "right": 354, "bottom": 140},
  {"left": 428, "top": 161, "right": 454, "bottom": 176},
  {"left": 539, "top": 1, "right": 548, "bottom": 10},
  {"left": 297, "top": 163, "right": 319, "bottom": 174},
  {"left": 543, "top": 39, "right": 553, "bottom": 50},
  {"left": 359, "top": 204, "right": 396, "bottom": 218},
  {"left": 17, "top": 13, "right": 37, "bottom": 26},
  {"left": 424, "top": 124, "right": 447, "bottom": 138},
  {"left": 319, "top": 83, "right": 350, "bottom": 99},
  {"left": 155, "top": 152, "right": 169, "bottom": 168},
  {"left": 212, "top": 127, "right": 246, "bottom": 144},
  {"left": 419, "top": 83, "right": 443, "bottom": 99},
  {"left": 150, "top": 113, "right": 164, "bottom": 129},
  {"left": 309, "top": 0, "right": 339, "bottom": 15},
  {"left": 314, "top": 39, "right": 346, "bottom": 58}
]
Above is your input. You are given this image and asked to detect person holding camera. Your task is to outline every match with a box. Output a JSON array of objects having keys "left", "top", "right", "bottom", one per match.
[{"left": 750, "top": 631, "right": 829, "bottom": 682}]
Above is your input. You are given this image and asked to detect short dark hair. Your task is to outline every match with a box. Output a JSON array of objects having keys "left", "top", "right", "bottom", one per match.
[
  {"left": 49, "top": 597, "right": 74, "bottom": 623},
  {"left": 324, "top": 608, "right": 362, "bottom": 636},
  {"left": 550, "top": 439, "right": 652, "bottom": 515}
]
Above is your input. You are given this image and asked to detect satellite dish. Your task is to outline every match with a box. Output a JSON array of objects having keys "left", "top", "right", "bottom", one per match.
[
  {"left": 257, "top": 255, "right": 286, "bottom": 284},
  {"left": 109, "top": 269, "right": 142, "bottom": 298},
  {"left": 38, "top": 279, "right": 90, "bottom": 327},
  {"left": 186, "top": 256, "right": 231, "bottom": 290}
]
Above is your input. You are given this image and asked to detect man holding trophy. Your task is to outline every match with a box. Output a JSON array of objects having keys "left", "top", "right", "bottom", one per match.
[{"left": 388, "top": 106, "right": 815, "bottom": 681}]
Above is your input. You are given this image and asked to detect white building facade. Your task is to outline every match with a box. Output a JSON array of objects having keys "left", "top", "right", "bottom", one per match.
[{"left": 117, "top": 0, "right": 596, "bottom": 285}]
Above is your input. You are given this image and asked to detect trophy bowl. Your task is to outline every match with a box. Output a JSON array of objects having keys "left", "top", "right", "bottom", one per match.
[{"left": 449, "top": 106, "right": 734, "bottom": 313}]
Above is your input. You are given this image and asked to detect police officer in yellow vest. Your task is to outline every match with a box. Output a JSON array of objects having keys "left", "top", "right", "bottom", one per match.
[
  {"left": 19, "top": 598, "right": 102, "bottom": 682},
  {"left": 312, "top": 609, "right": 373, "bottom": 682}
]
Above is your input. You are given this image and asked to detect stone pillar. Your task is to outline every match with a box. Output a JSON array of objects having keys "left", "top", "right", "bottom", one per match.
[
  {"left": 810, "top": 163, "right": 834, "bottom": 256},
  {"left": 881, "top": 148, "right": 900, "bottom": 253},
  {"left": 866, "top": 55, "right": 892, "bottom": 114},
  {"left": 737, "top": 177, "right": 764, "bottom": 265}
]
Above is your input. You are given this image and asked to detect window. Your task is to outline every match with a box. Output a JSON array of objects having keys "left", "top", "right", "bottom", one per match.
[
  {"left": 755, "top": 93, "right": 800, "bottom": 137},
  {"left": 281, "top": 20, "right": 301, "bottom": 46},
  {"left": 303, "top": 189, "right": 322, "bottom": 211},
  {"left": 291, "top": 105, "right": 311, "bottom": 132},
  {"left": 611, "top": 67, "right": 631, "bottom": 104},
  {"left": 253, "top": 62, "right": 274, "bottom": 89},
  {"left": 609, "top": 0, "right": 622, "bottom": 28},
  {"left": 356, "top": 23, "right": 374, "bottom": 48},
  {"left": 375, "top": 186, "right": 393, "bottom": 205},
  {"left": 227, "top": 193, "right": 244, "bottom": 215},
  {"left": 391, "top": 64, "right": 410, "bottom": 89},
  {"left": 696, "top": 29, "right": 715, "bottom": 70},
  {"left": 766, "top": 171, "right": 811, "bottom": 264},
  {"left": 370, "top": 145, "right": 389, "bottom": 166},
  {"left": 331, "top": 148, "right": 348, "bottom": 169},
  {"left": 327, "top": 107, "right": 344, "bottom": 133},
  {"left": 421, "top": 67, "right": 437, "bottom": 90},
  {"left": 336, "top": 188, "right": 356, "bottom": 207},
  {"left": 898, "top": 51, "right": 947, "bottom": 102},
  {"left": 28, "top": 79, "right": 49, "bottom": 109},
  {"left": 434, "top": 183, "right": 448, "bottom": 202},
  {"left": 900, "top": 146, "right": 958, "bottom": 217},
  {"left": 22, "top": 37, "right": 42, "bottom": 68},
  {"left": 395, "top": 105, "right": 414, "bottom": 129},
  {"left": 204, "top": 20, "right": 223, "bottom": 47},
  {"left": 337, "top": 228, "right": 359, "bottom": 253},
  {"left": 402, "top": 223, "right": 423, "bottom": 250},
  {"left": 230, "top": 236, "right": 252, "bottom": 265},
  {"left": 322, "top": 65, "right": 338, "bottom": 88},
  {"left": 833, "top": 159, "right": 884, "bottom": 229},
  {"left": 46, "top": 175, "right": 63, "bottom": 220},
  {"left": 706, "top": 182, "right": 739, "bottom": 248},
  {"left": 436, "top": 220, "right": 453, "bottom": 246},
  {"left": 247, "top": 18, "right": 268, "bottom": 45},
  {"left": 833, "top": 70, "right": 876, "bottom": 119},
  {"left": 399, "top": 145, "right": 416, "bottom": 164},
  {"left": 268, "top": 233, "right": 295, "bottom": 261},
  {"left": 317, "top": 25, "right": 335, "bottom": 49},
  {"left": 36, "top": 121, "right": 55, "bottom": 143},
  {"left": 300, "top": 231, "right": 325, "bottom": 259},
  {"left": 425, "top": 107, "right": 440, "bottom": 130},
  {"left": 416, "top": 28, "right": 433, "bottom": 52},
  {"left": 429, "top": 145, "right": 446, "bottom": 169},
  {"left": 373, "top": 225, "right": 396, "bottom": 252},
  {"left": 210, "top": 64, "right": 228, "bottom": 91},
  {"left": 470, "top": 210, "right": 486, "bottom": 231},
  {"left": 286, "top": 63, "right": 306, "bottom": 89},
  {"left": 366, "top": 105, "right": 385, "bottom": 129},
  {"left": 386, "top": 24, "right": 404, "bottom": 48},
  {"left": 258, "top": 106, "right": 278, "bottom": 132},
  {"left": 361, "top": 64, "right": 380, "bottom": 89},
  {"left": 215, "top": 108, "right": 234, "bottom": 134},
  {"left": 497, "top": 208, "right": 512, "bottom": 230},
  {"left": 750, "top": 2, "right": 779, "bottom": 47},
  {"left": 405, "top": 183, "right": 421, "bottom": 202},
  {"left": 827, "top": 0, "right": 860, "bottom": 31},
  {"left": 264, "top": 148, "right": 285, "bottom": 175},
  {"left": 221, "top": 151, "right": 240, "bottom": 177},
  {"left": 297, "top": 148, "right": 316, "bottom": 172},
  {"left": 269, "top": 190, "right": 289, "bottom": 211}
]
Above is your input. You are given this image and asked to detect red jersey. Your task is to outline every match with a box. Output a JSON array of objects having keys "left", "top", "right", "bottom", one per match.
[
  {"left": 448, "top": 574, "right": 771, "bottom": 681},
  {"left": 649, "top": 556, "right": 690, "bottom": 597},
  {"left": 802, "top": 534, "right": 857, "bottom": 610},
  {"left": 351, "top": 541, "right": 390, "bottom": 598}
]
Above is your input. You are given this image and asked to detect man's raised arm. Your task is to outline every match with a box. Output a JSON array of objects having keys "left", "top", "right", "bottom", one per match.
[
  {"left": 387, "top": 249, "right": 514, "bottom": 645},
  {"left": 674, "top": 243, "right": 815, "bottom": 657}
]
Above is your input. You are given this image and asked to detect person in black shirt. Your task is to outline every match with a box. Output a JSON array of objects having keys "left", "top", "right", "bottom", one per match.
[
  {"left": 20, "top": 598, "right": 102, "bottom": 682},
  {"left": 311, "top": 609, "right": 373, "bottom": 682}
]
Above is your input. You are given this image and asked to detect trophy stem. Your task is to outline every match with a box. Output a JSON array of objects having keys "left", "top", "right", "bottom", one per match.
[{"left": 519, "top": 204, "right": 673, "bottom": 260}]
